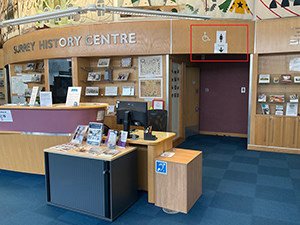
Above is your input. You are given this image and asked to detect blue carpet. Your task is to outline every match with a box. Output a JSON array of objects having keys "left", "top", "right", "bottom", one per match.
[{"left": 1, "top": 135, "right": 300, "bottom": 225}]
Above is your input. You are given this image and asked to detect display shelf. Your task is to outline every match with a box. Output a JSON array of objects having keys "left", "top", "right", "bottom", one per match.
[{"left": 256, "top": 54, "right": 300, "bottom": 117}]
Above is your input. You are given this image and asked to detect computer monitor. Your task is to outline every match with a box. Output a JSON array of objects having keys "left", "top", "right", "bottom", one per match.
[{"left": 116, "top": 101, "right": 148, "bottom": 138}]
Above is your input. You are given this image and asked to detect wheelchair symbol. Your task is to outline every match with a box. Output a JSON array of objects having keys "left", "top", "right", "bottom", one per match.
[
  {"left": 155, "top": 160, "right": 167, "bottom": 175},
  {"left": 202, "top": 32, "right": 211, "bottom": 42}
]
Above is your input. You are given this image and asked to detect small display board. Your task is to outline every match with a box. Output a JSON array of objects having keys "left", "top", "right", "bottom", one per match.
[{"left": 155, "top": 160, "right": 167, "bottom": 175}]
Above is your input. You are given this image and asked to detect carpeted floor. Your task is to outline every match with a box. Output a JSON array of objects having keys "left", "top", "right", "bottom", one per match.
[{"left": 1, "top": 135, "right": 300, "bottom": 225}]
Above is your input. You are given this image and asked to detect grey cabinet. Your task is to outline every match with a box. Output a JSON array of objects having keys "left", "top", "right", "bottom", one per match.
[{"left": 45, "top": 150, "right": 137, "bottom": 221}]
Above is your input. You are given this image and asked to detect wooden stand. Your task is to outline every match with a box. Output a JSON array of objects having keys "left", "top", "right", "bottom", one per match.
[{"left": 155, "top": 148, "right": 202, "bottom": 213}]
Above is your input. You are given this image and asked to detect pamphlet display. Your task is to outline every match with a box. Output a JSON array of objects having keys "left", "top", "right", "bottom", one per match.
[
  {"left": 40, "top": 92, "right": 53, "bottom": 107},
  {"left": 258, "top": 74, "right": 270, "bottom": 84},
  {"left": 29, "top": 86, "right": 39, "bottom": 106},
  {"left": 105, "top": 86, "right": 118, "bottom": 96},
  {"left": 66, "top": 87, "right": 82, "bottom": 106},
  {"left": 286, "top": 103, "right": 298, "bottom": 116},
  {"left": 117, "top": 131, "right": 128, "bottom": 148},
  {"left": 71, "top": 125, "right": 88, "bottom": 144},
  {"left": 106, "top": 130, "right": 118, "bottom": 149},
  {"left": 261, "top": 103, "right": 270, "bottom": 115},
  {"left": 290, "top": 94, "right": 299, "bottom": 103},
  {"left": 85, "top": 87, "right": 99, "bottom": 96},
  {"left": 275, "top": 105, "right": 284, "bottom": 116},
  {"left": 122, "top": 86, "right": 135, "bottom": 96},
  {"left": 86, "top": 122, "right": 104, "bottom": 146}
]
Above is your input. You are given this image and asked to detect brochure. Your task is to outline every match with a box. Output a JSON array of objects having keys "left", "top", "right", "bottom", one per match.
[
  {"left": 105, "top": 86, "right": 118, "bottom": 96},
  {"left": 86, "top": 122, "right": 104, "bottom": 146},
  {"left": 40, "top": 92, "right": 53, "bottom": 107},
  {"left": 117, "top": 131, "right": 128, "bottom": 148},
  {"left": 261, "top": 103, "right": 270, "bottom": 115},
  {"left": 275, "top": 105, "right": 284, "bottom": 116},
  {"left": 29, "top": 86, "right": 39, "bottom": 106},
  {"left": 258, "top": 74, "right": 270, "bottom": 84},
  {"left": 66, "top": 87, "right": 82, "bottom": 106},
  {"left": 71, "top": 125, "right": 88, "bottom": 144},
  {"left": 269, "top": 95, "right": 285, "bottom": 103},
  {"left": 290, "top": 94, "right": 299, "bottom": 103},
  {"left": 258, "top": 94, "right": 267, "bottom": 102},
  {"left": 286, "top": 103, "right": 298, "bottom": 116},
  {"left": 106, "top": 130, "right": 118, "bottom": 149}
]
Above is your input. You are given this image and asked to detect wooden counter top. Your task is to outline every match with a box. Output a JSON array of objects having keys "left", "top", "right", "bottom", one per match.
[
  {"left": 0, "top": 103, "right": 108, "bottom": 110},
  {"left": 156, "top": 148, "right": 202, "bottom": 165},
  {"left": 44, "top": 144, "right": 136, "bottom": 162},
  {"left": 128, "top": 130, "right": 176, "bottom": 146}
]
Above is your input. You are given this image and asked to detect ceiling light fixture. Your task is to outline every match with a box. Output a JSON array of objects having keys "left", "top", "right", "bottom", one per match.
[{"left": 0, "top": 5, "right": 210, "bottom": 28}]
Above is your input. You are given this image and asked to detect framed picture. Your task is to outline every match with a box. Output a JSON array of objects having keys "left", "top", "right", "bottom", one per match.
[
  {"left": 139, "top": 78, "right": 163, "bottom": 99},
  {"left": 152, "top": 99, "right": 165, "bottom": 110},
  {"left": 122, "top": 86, "right": 135, "bottom": 96},
  {"left": 294, "top": 76, "right": 300, "bottom": 83},
  {"left": 138, "top": 55, "right": 163, "bottom": 78},
  {"left": 121, "top": 57, "right": 132, "bottom": 68},
  {"left": 116, "top": 72, "right": 130, "bottom": 81},
  {"left": 87, "top": 72, "right": 101, "bottom": 81},
  {"left": 280, "top": 74, "right": 292, "bottom": 83},
  {"left": 97, "top": 58, "right": 110, "bottom": 67},
  {"left": 105, "top": 86, "right": 118, "bottom": 96},
  {"left": 85, "top": 87, "right": 99, "bottom": 96},
  {"left": 258, "top": 74, "right": 270, "bottom": 84}
]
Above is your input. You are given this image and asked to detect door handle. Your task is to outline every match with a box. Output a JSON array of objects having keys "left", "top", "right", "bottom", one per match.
[{"left": 195, "top": 106, "right": 199, "bottom": 112}]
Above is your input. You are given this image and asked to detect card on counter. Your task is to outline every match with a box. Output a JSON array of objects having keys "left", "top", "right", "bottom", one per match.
[
  {"left": 117, "top": 131, "right": 128, "bottom": 148},
  {"left": 66, "top": 87, "right": 82, "bottom": 106},
  {"left": 29, "top": 86, "right": 39, "bottom": 106},
  {"left": 40, "top": 92, "right": 53, "bottom": 107}
]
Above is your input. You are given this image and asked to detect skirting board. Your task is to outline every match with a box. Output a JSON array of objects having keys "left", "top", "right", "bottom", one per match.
[
  {"left": 248, "top": 144, "right": 300, "bottom": 155},
  {"left": 199, "top": 131, "right": 247, "bottom": 138}
]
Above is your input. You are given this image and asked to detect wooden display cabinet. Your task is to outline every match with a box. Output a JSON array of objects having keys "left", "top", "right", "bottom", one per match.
[
  {"left": 249, "top": 53, "right": 300, "bottom": 153},
  {"left": 73, "top": 55, "right": 167, "bottom": 130},
  {"left": 9, "top": 60, "right": 48, "bottom": 104}
]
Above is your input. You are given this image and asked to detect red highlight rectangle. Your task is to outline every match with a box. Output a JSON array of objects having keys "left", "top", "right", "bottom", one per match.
[{"left": 189, "top": 24, "right": 250, "bottom": 63}]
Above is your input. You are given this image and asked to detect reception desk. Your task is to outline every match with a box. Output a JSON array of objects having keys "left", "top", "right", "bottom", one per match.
[{"left": 0, "top": 103, "right": 108, "bottom": 174}]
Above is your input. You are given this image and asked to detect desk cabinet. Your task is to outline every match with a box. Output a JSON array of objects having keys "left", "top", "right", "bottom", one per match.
[
  {"left": 45, "top": 150, "right": 137, "bottom": 221},
  {"left": 155, "top": 149, "right": 202, "bottom": 213}
]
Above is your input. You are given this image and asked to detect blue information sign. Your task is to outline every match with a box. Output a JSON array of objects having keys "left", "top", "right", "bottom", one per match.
[{"left": 155, "top": 160, "right": 167, "bottom": 175}]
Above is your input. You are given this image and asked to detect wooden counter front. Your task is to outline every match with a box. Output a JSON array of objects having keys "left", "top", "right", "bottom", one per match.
[
  {"left": 126, "top": 130, "right": 176, "bottom": 203},
  {"left": 0, "top": 102, "right": 108, "bottom": 174}
]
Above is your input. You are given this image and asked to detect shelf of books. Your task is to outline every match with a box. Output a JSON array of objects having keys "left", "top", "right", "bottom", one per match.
[
  {"left": 250, "top": 53, "right": 300, "bottom": 152},
  {"left": 9, "top": 60, "right": 47, "bottom": 104}
]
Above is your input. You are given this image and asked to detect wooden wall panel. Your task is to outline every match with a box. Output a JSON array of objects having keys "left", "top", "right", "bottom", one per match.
[
  {"left": 172, "top": 20, "right": 254, "bottom": 54},
  {"left": 256, "top": 17, "right": 300, "bottom": 54},
  {"left": 0, "top": 133, "right": 70, "bottom": 174},
  {"left": 3, "top": 21, "right": 171, "bottom": 65}
]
